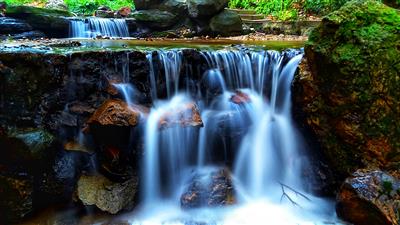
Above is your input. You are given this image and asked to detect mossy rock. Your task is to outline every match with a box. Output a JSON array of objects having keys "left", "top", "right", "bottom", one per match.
[
  {"left": 209, "top": 10, "right": 243, "bottom": 37},
  {"left": 5, "top": 6, "right": 73, "bottom": 37},
  {"left": 5, "top": 5, "right": 73, "bottom": 17},
  {"left": 294, "top": 0, "right": 400, "bottom": 178}
]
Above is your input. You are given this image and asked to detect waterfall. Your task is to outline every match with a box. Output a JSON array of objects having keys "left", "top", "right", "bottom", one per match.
[
  {"left": 69, "top": 17, "right": 129, "bottom": 38},
  {"left": 109, "top": 48, "right": 337, "bottom": 224}
]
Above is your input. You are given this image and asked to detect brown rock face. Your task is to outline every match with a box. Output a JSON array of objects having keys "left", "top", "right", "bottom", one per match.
[
  {"left": 159, "top": 102, "right": 203, "bottom": 129},
  {"left": 88, "top": 99, "right": 140, "bottom": 127},
  {"left": 336, "top": 170, "right": 400, "bottom": 225}
]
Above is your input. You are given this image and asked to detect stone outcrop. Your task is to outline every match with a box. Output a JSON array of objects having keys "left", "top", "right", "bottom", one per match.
[
  {"left": 336, "top": 170, "right": 400, "bottom": 225},
  {"left": 5, "top": 6, "right": 73, "bottom": 38},
  {"left": 293, "top": 0, "right": 400, "bottom": 180},
  {"left": 77, "top": 174, "right": 138, "bottom": 214}
]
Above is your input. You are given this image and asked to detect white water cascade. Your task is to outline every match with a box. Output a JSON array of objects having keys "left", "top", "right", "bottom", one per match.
[
  {"left": 111, "top": 48, "right": 338, "bottom": 224},
  {"left": 69, "top": 17, "right": 129, "bottom": 38}
]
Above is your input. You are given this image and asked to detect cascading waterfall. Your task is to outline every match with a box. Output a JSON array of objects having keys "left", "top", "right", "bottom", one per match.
[
  {"left": 109, "top": 48, "right": 337, "bottom": 224},
  {"left": 69, "top": 17, "right": 129, "bottom": 38}
]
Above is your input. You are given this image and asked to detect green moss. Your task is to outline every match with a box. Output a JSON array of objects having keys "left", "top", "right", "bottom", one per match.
[
  {"left": 6, "top": 5, "right": 73, "bottom": 17},
  {"left": 304, "top": 0, "right": 400, "bottom": 175}
]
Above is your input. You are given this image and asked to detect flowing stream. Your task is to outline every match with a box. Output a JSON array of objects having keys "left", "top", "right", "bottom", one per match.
[
  {"left": 69, "top": 17, "right": 129, "bottom": 38},
  {"left": 110, "top": 48, "right": 337, "bottom": 224}
]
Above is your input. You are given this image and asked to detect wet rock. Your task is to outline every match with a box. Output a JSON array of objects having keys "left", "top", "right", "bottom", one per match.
[
  {"left": 293, "top": 0, "right": 400, "bottom": 179},
  {"left": 230, "top": 90, "right": 251, "bottom": 105},
  {"left": 159, "top": 102, "right": 203, "bottom": 129},
  {"left": 336, "top": 169, "right": 400, "bottom": 225},
  {"left": 95, "top": 10, "right": 115, "bottom": 18},
  {"left": 77, "top": 174, "right": 138, "bottom": 214},
  {"left": 0, "top": 17, "right": 33, "bottom": 34},
  {"left": 187, "top": 0, "right": 228, "bottom": 19},
  {"left": 87, "top": 99, "right": 141, "bottom": 127},
  {"left": 0, "top": 30, "right": 46, "bottom": 40},
  {"left": 134, "top": 0, "right": 163, "bottom": 10},
  {"left": 209, "top": 10, "right": 243, "bottom": 37},
  {"left": 130, "top": 9, "right": 179, "bottom": 29},
  {"left": 35, "top": 150, "right": 95, "bottom": 207},
  {"left": 0, "top": 173, "right": 34, "bottom": 224},
  {"left": 5, "top": 6, "right": 73, "bottom": 38},
  {"left": 181, "top": 168, "right": 235, "bottom": 209}
]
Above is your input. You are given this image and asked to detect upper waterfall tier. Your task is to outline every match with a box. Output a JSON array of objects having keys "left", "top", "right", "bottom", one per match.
[{"left": 69, "top": 18, "right": 130, "bottom": 38}]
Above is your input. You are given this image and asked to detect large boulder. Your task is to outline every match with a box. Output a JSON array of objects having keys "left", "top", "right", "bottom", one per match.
[
  {"left": 293, "top": 0, "right": 400, "bottom": 179},
  {"left": 336, "top": 170, "right": 400, "bottom": 225},
  {"left": 209, "top": 10, "right": 242, "bottom": 36},
  {"left": 187, "top": 0, "right": 228, "bottom": 18},
  {"left": 158, "top": 0, "right": 188, "bottom": 15},
  {"left": 77, "top": 174, "right": 138, "bottom": 214},
  {"left": 5, "top": 6, "right": 73, "bottom": 38},
  {"left": 130, "top": 9, "right": 179, "bottom": 29}
]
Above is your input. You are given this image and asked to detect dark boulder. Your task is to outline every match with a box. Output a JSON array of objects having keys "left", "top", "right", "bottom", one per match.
[
  {"left": 187, "top": 0, "right": 228, "bottom": 19},
  {"left": 130, "top": 9, "right": 179, "bottom": 29},
  {"left": 293, "top": 0, "right": 400, "bottom": 179},
  {"left": 158, "top": 0, "right": 188, "bottom": 16},
  {"left": 209, "top": 10, "right": 243, "bottom": 36},
  {"left": 336, "top": 170, "right": 400, "bottom": 225}
]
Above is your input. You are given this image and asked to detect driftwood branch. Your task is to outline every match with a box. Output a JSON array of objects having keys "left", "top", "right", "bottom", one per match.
[{"left": 279, "top": 182, "right": 311, "bottom": 208}]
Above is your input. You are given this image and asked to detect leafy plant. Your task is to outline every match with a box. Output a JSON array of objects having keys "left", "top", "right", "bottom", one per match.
[{"left": 64, "top": 0, "right": 134, "bottom": 15}]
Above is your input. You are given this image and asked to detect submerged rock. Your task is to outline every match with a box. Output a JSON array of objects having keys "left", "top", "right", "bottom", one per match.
[
  {"left": 181, "top": 168, "right": 235, "bottom": 209},
  {"left": 159, "top": 102, "right": 203, "bottom": 129},
  {"left": 336, "top": 170, "right": 400, "bottom": 225},
  {"left": 77, "top": 174, "right": 138, "bottom": 214},
  {"left": 209, "top": 10, "right": 243, "bottom": 36},
  {"left": 293, "top": 0, "right": 400, "bottom": 179}
]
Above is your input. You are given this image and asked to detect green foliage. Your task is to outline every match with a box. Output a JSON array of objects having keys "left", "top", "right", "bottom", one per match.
[
  {"left": 229, "top": 0, "right": 298, "bottom": 21},
  {"left": 303, "top": 0, "right": 347, "bottom": 15},
  {"left": 3, "top": 0, "right": 47, "bottom": 6},
  {"left": 64, "top": 0, "right": 134, "bottom": 15}
]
